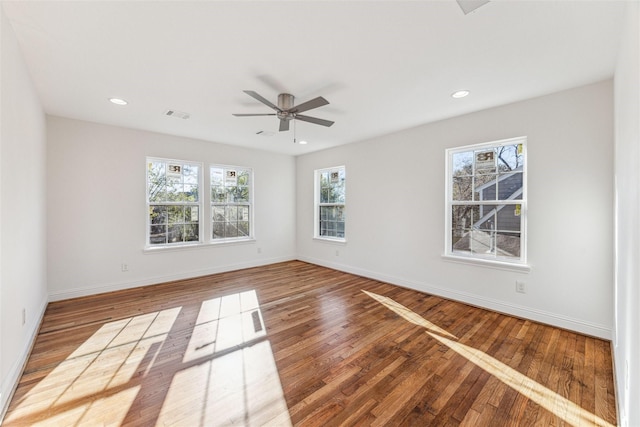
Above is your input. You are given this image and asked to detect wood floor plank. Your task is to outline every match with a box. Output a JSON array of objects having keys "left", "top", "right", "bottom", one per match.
[{"left": 2, "top": 261, "right": 617, "bottom": 426}]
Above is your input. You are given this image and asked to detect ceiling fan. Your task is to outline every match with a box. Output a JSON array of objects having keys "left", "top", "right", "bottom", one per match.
[{"left": 233, "top": 90, "right": 334, "bottom": 132}]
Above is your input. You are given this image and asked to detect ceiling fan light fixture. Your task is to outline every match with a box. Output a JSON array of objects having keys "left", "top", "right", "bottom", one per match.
[{"left": 451, "top": 90, "right": 470, "bottom": 99}]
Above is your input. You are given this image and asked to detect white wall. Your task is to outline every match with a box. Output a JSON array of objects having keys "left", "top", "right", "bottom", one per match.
[
  {"left": 0, "top": 6, "right": 48, "bottom": 416},
  {"left": 297, "top": 80, "right": 613, "bottom": 339},
  {"left": 46, "top": 116, "right": 296, "bottom": 300},
  {"left": 613, "top": 1, "right": 640, "bottom": 425}
]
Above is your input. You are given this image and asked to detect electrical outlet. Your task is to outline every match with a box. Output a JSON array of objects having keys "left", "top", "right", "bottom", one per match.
[
  {"left": 516, "top": 281, "right": 526, "bottom": 294},
  {"left": 257, "top": 247, "right": 262, "bottom": 254},
  {"left": 121, "top": 263, "right": 129, "bottom": 272},
  {"left": 335, "top": 250, "right": 340, "bottom": 257},
  {"left": 22, "top": 308, "right": 26, "bottom": 326}
]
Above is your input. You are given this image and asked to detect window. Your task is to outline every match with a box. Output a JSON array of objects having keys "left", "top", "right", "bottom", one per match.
[
  {"left": 147, "top": 158, "right": 201, "bottom": 246},
  {"left": 211, "top": 165, "right": 252, "bottom": 241},
  {"left": 315, "top": 166, "right": 346, "bottom": 240},
  {"left": 445, "top": 137, "right": 527, "bottom": 265}
]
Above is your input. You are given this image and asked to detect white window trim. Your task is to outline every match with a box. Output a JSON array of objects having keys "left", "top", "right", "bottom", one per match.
[
  {"left": 443, "top": 136, "right": 529, "bottom": 270},
  {"left": 210, "top": 163, "right": 254, "bottom": 243},
  {"left": 146, "top": 157, "right": 204, "bottom": 249},
  {"left": 314, "top": 165, "right": 346, "bottom": 243}
]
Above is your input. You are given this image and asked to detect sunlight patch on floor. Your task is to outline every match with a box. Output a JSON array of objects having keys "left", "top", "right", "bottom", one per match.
[
  {"left": 362, "top": 290, "right": 457, "bottom": 339},
  {"left": 4, "top": 307, "right": 180, "bottom": 425},
  {"left": 184, "top": 290, "right": 266, "bottom": 362},
  {"left": 159, "top": 340, "right": 291, "bottom": 426},
  {"left": 160, "top": 290, "right": 291, "bottom": 426},
  {"left": 5, "top": 291, "right": 292, "bottom": 426},
  {"left": 363, "top": 290, "right": 614, "bottom": 427}
]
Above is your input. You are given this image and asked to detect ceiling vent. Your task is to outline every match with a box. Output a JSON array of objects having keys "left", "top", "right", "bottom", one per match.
[{"left": 165, "top": 109, "right": 190, "bottom": 119}]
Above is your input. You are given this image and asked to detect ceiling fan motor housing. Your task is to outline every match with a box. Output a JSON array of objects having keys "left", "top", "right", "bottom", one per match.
[{"left": 278, "top": 93, "right": 295, "bottom": 120}]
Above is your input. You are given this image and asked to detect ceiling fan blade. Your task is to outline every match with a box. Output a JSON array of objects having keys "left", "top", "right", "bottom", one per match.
[
  {"left": 456, "top": 0, "right": 490, "bottom": 15},
  {"left": 279, "top": 119, "right": 290, "bottom": 132},
  {"left": 243, "top": 90, "right": 280, "bottom": 111},
  {"left": 288, "top": 96, "right": 329, "bottom": 114},
  {"left": 295, "top": 115, "right": 334, "bottom": 127},
  {"left": 233, "top": 113, "right": 276, "bottom": 117}
]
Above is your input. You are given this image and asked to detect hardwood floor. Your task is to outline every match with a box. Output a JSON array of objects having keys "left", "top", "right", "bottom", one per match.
[{"left": 3, "top": 261, "right": 617, "bottom": 426}]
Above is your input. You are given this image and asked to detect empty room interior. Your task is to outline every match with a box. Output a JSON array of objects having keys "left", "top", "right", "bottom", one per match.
[{"left": 1, "top": 1, "right": 639, "bottom": 426}]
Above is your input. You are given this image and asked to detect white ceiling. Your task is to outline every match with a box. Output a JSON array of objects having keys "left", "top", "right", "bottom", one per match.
[{"left": 2, "top": 0, "right": 626, "bottom": 156}]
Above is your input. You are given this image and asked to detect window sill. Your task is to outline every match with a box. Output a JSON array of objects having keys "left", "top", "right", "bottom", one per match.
[
  {"left": 442, "top": 253, "right": 531, "bottom": 273},
  {"left": 313, "top": 236, "right": 347, "bottom": 245},
  {"left": 144, "top": 238, "right": 256, "bottom": 253}
]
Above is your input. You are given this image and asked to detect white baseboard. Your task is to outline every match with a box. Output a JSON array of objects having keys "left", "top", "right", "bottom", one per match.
[
  {"left": 1, "top": 294, "right": 48, "bottom": 423},
  {"left": 298, "top": 256, "right": 612, "bottom": 340},
  {"left": 49, "top": 255, "right": 295, "bottom": 302}
]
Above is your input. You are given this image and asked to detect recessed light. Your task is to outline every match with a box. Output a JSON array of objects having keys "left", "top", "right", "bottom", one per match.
[
  {"left": 298, "top": 140, "right": 308, "bottom": 145},
  {"left": 109, "top": 97, "right": 128, "bottom": 105},
  {"left": 451, "top": 90, "right": 470, "bottom": 99}
]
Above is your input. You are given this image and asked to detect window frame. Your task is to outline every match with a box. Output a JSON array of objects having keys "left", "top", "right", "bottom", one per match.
[
  {"left": 314, "top": 165, "right": 346, "bottom": 242},
  {"left": 146, "top": 157, "right": 203, "bottom": 248},
  {"left": 444, "top": 137, "right": 529, "bottom": 270},
  {"left": 210, "top": 164, "right": 254, "bottom": 243}
]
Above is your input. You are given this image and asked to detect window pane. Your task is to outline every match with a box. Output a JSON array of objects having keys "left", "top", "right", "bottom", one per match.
[
  {"left": 211, "top": 168, "right": 224, "bottom": 185},
  {"left": 474, "top": 149, "right": 496, "bottom": 174},
  {"left": 150, "top": 206, "right": 167, "bottom": 224},
  {"left": 453, "top": 177, "right": 473, "bottom": 201},
  {"left": 183, "top": 184, "right": 198, "bottom": 202},
  {"left": 183, "top": 164, "right": 199, "bottom": 184},
  {"left": 212, "top": 187, "right": 225, "bottom": 203},
  {"left": 333, "top": 185, "right": 345, "bottom": 203},
  {"left": 451, "top": 205, "right": 479, "bottom": 231},
  {"left": 496, "top": 144, "right": 523, "bottom": 172},
  {"left": 150, "top": 225, "right": 167, "bottom": 245},
  {"left": 238, "top": 221, "right": 249, "bottom": 236},
  {"left": 237, "top": 170, "right": 250, "bottom": 186},
  {"left": 238, "top": 206, "right": 249, "bottom": 221},
  {"left": 225, "top": 222, "right": 238, "bottom": 238},
  {"left": 226, "top": 206, "right": 238, "bottom": 222},
  {"left": 184, "top": 206, "right": 197, "bottom": 223},
  {"left": 496, "top": 205, "right": 521, "bottom": 233},
  {"left": 474, "top": 174, "right": 498, "bottom": 201},
  {"left": 452, "top": 151, "right": 473, "bottom": 176},
  {"left": 168, "top": 206, "right": 184, "bottom": 224},
  {"left": 321, "top": 189, "right": 330, "bottom": 203},
  {"left": 148, "top": 185, "right": 167, "bottom": 202},
  {"left": 168, "top": 225, "right": 184, "bottom": 243},
  {"left": 212, "top": 206, "right": 224, "bottom": 221},
  {"left": 165, "top": 181, "right": 182, "bottom": 201},
  {"left": 212, "top": 222, "right": 225, "bottom": 239},
  {"left": 496, "top": 172, "right": 523, "bottom": 200},
  {"left": 185, "top": 224, "right": 199, "bottom": 242},
  {"left": 469, "top": 229, "right": 494, "bottom": 254},
  {"left": 227, "top": 186, "right": 248, "bottom": 203},
  {"left": 451, "top": 229, "right": 469, "bottom": 252},
  {"left": 495, "top": 232, "right": 521, "bottom": 258},
  {"left": 148, "top": 161, "right": 167, "bottom": 202}
]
